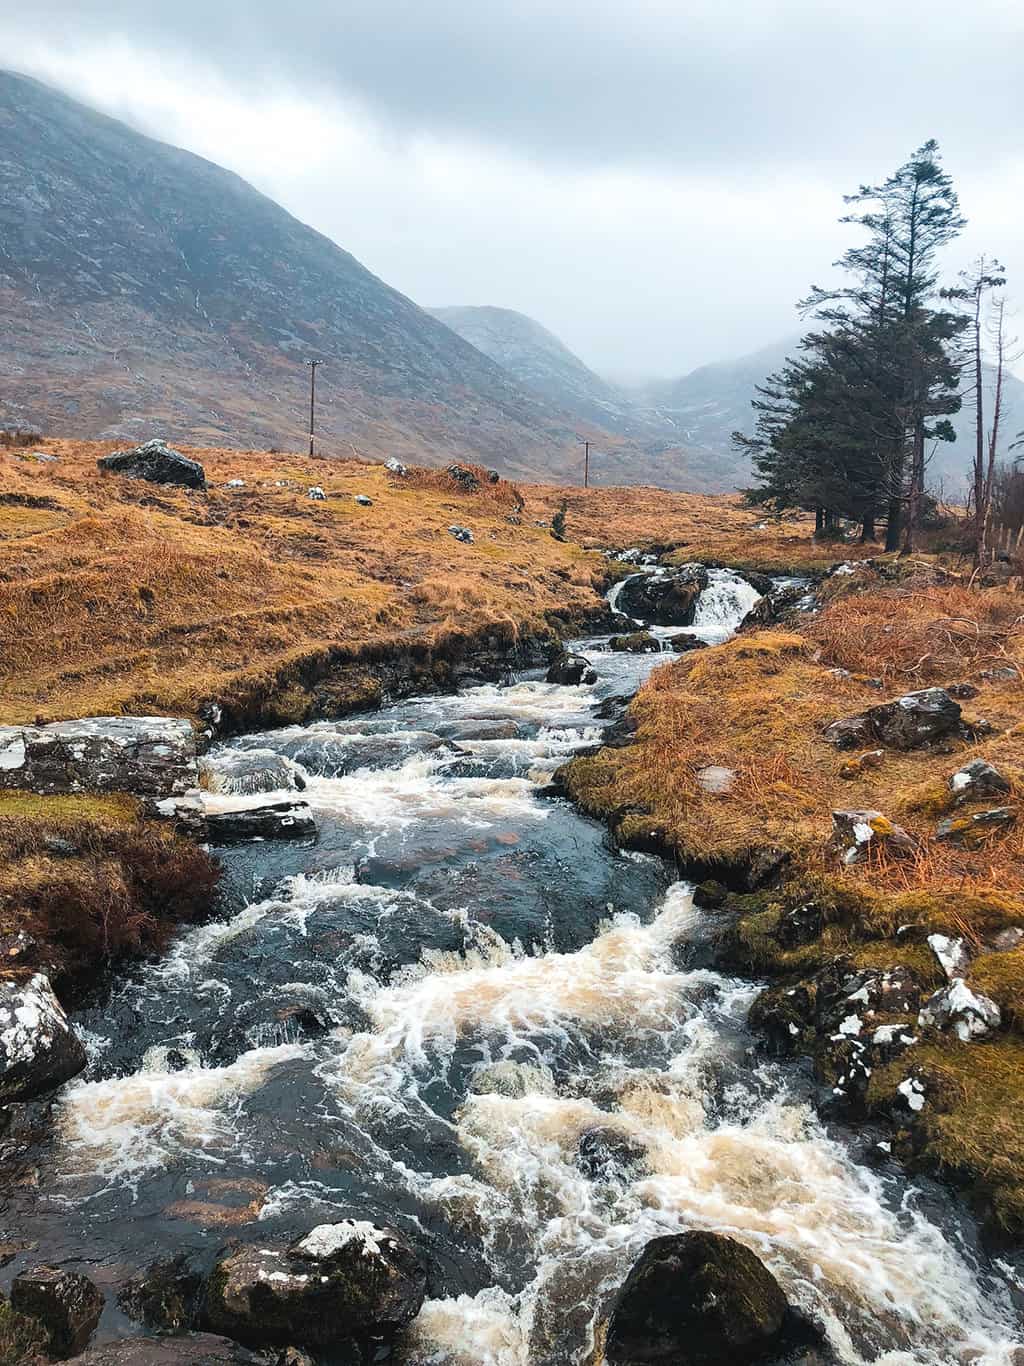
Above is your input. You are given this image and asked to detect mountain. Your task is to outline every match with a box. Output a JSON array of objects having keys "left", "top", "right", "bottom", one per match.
[
  {"left": 0, "top": 71, "right": 606, "bottom": 481},
  {"left": 428, "top": 305, "right": 639, "bottom": 435}
]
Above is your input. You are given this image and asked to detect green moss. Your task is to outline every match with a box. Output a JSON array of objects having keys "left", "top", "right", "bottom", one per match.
[
  {"left": 971, "top": 949, "right": 1024, "bottom": 1031},
  {"left": 0, "top": 1296, "right": 47, "bottom": 1365},
  {"left": 0, "top": 790, "right": 138, "bottom": 829}
]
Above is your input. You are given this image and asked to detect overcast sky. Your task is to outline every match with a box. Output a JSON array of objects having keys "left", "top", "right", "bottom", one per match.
[{"left": 3, "top": 1, "right": 1022, "bottom": 378}]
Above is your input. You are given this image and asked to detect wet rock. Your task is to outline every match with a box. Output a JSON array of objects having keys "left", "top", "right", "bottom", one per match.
[
  {"left": 273, "top": 729, "right": 444, "bottom": 777},
  {"left": 576, "top": 1126, "right": 647, "bottom": 1182},
  {"left": 470, "top": 1060, "right": 555, "bottom": 1098},
  {"left": 447, "top": 524, "right": 474, "bottom": 543},
  {"left": 384, "top": 458, "right": 407, "bottom": 476},
  {"left": 667, "top": 633, "right": 709, "bottom": 653},
  {"left": 200, "top": 749, "right": 305, "bottom": 796},
  {"left": 12, "top": 1265, "right": 103, "bottom": 1358},
  {"left": 696, "top": 765, "right": 735, "bottom": 795},
  {"left": 205, "top": 800, "right": 317, "bottom": 844},
  {"left": 203, "top": 1221, "right": 426, "bottom": 1351},
  {"left": 97, "top": 439, "right": 206, "bottom": 489},
  {"left": 926, "top": 933, "right": 971, "bottom": 981},
  {"left": 838, "top": 749, "right": 885, "bottom": 779},
  {"left": 434, "top": 720, "right": 522, "bottom": 742},
  {"left": 447, "top": 463, "right": 480, "bottom": 490},
  {"left": 693, "top": 880, "right": 727, "bottom": 909},
  {"left": 119, "top": 1254, "right": 203, "bottom": 1334},
  {"left": 69, "top": 1334, "right": 264, "bottom": 1364},
  {"left": 824, "top": 688, "right": 962, "bottom": 752},
  {"left": 616, "top": 565, "right": 709, "bottom": 626},
  {"left": 0, "top": 974, "right": 87, "bottom": 1103},
  {"left": 545, "top": 652, "right": 597, "bottom": 686},
  {"left": 739, "top": 584, "right": 807, "bottom": 630},
  {"left": 604, "top": 1231, "right": 821, "bottom": 1366},
  {"left": 829, "top": 810, "right": 915, "bottom": 865},
  {"left": 306, "top": 486, "right": 325, "bottom": 501},
  {"left": 608, "top": 632, "right": 662, "bottom": 654},
  {"left": 949, "top": 758, "right": 1010, "bottom": 804},
  {"left": 0, "top": 716, "right": 198, "bottom": 797},
  {"left": 934, "top": 807, "right": 1016, "bottom": 847},
  {"left": 919, "top": 980, "right": 1001, "bottom": 1041},
  {"left": 749, "top": 981, "right": 816, "bottom": 1055}
]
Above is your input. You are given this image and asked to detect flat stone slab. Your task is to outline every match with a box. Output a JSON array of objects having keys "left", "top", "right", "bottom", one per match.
[{"left": 0, "top": 716, "right": 198, "bottom": 797}]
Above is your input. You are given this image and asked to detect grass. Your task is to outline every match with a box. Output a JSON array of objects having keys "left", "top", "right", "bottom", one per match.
[{"left": 0, "top": 791, "right": 220, "bottom": 996}]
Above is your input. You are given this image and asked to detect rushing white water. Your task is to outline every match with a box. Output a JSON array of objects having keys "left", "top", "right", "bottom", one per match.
[
  {"left": 25, "top": 568, "right": 1024, "bottom": 1364},
  {"left": 608, "top": 566, "right": 764, "bottom": 649}
]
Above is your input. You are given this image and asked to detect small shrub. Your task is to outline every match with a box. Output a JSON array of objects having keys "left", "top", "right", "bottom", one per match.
[{"left": 551, "top": 500, "right": 568, "bottom": 541}]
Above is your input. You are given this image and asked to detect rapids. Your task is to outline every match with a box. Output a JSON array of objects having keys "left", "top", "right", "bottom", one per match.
[{"left": 4, "top": 569, "right": 1022, "bottom": 1364}]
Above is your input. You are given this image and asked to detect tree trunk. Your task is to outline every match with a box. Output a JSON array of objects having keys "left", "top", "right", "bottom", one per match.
[
  {"left": 884, "top": 494, "right": 902, "bottom": 551},
  {"left": 861, "top": 512, "right": 876, "bottom": 542}
]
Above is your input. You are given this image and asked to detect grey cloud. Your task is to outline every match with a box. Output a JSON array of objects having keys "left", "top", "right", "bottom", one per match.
[{"left": 3, "top": 0, "right": 1022, "bottom": 173}]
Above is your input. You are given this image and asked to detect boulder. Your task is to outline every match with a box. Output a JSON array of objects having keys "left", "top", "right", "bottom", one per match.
[
  {"left": 667, "top": 634, "right": 708, "bottom": 654},
  {"left": 934, "top": 807, "right": 1016, "bottom": 847},
  {"left": 384, "top": 459, "right": 407, "bottom": 477},
  {"left": 69, "top": 1335, "right": 264, "bottom": 1364},
  {"left": 448, "top": 524, "right": 474, "bottom": 543},
  {"left": 11, "top": 1265, "right": 103, "bottom": 1358},
  {"left": 205, "top": 800, "right": 317, "bottom": 844},
  {"left": 824, "top": 688, "right": 962, "bottom": 752},
  {"left": 0, "top": 716, "right": 197, "bottom": 797},
  {"left": 0, "top": 974, "right": 87, "bottom": 1103},
  {"left": 949, "top": 759, "right": 1011, "bottom": 805},
  {"left": 447, "top": 464, "right": 480, "bottom": 490},
  {"left": 829, "top": 810, "right": 915, "bottom": 865},
  {"left": 118, "top": 1255, "right": 203, "bottom": 1335},
  {"left": 199, "top": 749, "right": 305, "bottom": 796},
  {"left": 919, "top": 980, "right": 1001, "bottom": 1041},
  {"left": 355, "top": 494, "right": 373, "bottom": 507},
  {"left": 203, "top": 1221, "right": 426, "bottom": 1351},
  {"left": 608, "top": 633, "right": 662, "bottom": 654},
  {"left": 307, "top": 486, "right": 326, "bottom": 500},
  {"left": 273, "top": 730, "right": 444, "bottom": 777},
  {"left": 616, "top": 565, "right": 709, "bottom": 627},
  {"left": 546, "top": 652, "right": 597, "bottom": 686},
  {"left": 97, "top": 439, "right": 206, "bottom": 490},
  {"left": 604, "top": 1231, "right": 820, "bottom": 1366}
]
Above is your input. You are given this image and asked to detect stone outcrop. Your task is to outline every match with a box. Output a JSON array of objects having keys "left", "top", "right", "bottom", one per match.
[
  {"left": 604, "top": 1231, "right": 821, "bottom": 1366},
  {"left": 824, "top": 688, "right": 962, "bottom": 752},
  {"left": 199, "top": 750, "right": 305, "bottom": 796},
  {"left": 11, "top": 1265, "right": 103, "bottom": 1358},
  {"left": 919, "top": 980, "right": 1001, "bottom": 1041},
  {"left": 0, "top": 974, "right": 87, "bottom": 1103},
  {"left": 949, "top": 758, "right": 1010, "bottom": 804},
  {"left": 118, "top": 1255, "right": 203, "bottom": 1335},
  {"left": 0, "top": 717, "right": 197, "bottom": 797},
  {"left": 97, "top": 439, "right": 206, "bottom": 489},
  {"left": 203, "top": 1221, "right": 426, "bottom": 1352},
  {"left": 829, "top": 810, "right": 915, "bottom": 865}
]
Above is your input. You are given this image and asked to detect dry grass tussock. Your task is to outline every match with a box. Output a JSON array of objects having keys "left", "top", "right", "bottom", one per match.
[{"left": 0, "top": 791, "right": 220, "bottom": 993}]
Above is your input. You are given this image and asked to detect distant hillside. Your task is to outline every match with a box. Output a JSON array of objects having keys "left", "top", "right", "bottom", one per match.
[{"left": 0, "top": 71, "right": 600, "bottom": 482}]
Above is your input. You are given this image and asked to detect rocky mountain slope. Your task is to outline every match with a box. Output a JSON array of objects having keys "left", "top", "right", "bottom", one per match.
[{"left": 0, "top": 71, "right": 599, "bottom": 481}]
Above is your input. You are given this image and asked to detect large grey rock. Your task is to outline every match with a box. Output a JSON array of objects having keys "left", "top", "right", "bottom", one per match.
[
  {"left": 824, "top": 688, "right": 962, "bottom": 752},
  {"left": 11, "top": 1265, "right": 103, "bottom": 1358},
  {"left": 0, "top": 974, "right": 87, "bottom": 1103},
  {"left": 97, "top": 439, "right": 206, "bottom": 489},
  {"left": 616, "top": 565, "right": 709, "bottom": 626},
  {"left": 604, "top": 1231, "right": 821, "bottom": 1366},
  {"left": 546, "top": 651, "right": 597, "bottom": 686},
  {"left": 69, "top": 1334, "right": 263, "bottom": 1364},
  {"left": 270, "top": 730, "right": 445, "bottom": 777},
  {"left": 199, "top": 749, "right": 305, "bottom": 796},
  {"left": 203, "top": 1221, "right": 426, "bottom": 1351},
  {"left": 0, "top": 716, "right": 197, "bottom": 797},
  {"left": 205, "top": 800, "right": 317, "bottom": 844}
]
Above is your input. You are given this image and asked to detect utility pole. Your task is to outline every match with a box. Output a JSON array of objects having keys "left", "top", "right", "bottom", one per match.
[
  {"left": 576, "top": 435, "right": 591, "bottom": 488},
  {"left": 306, "top": 359, "right": 320, "bottom": 455}
]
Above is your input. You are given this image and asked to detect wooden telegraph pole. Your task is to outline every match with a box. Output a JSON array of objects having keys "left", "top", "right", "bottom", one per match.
[
  {"left": 306, "top": 359, "right": 320, "bottom": 455},
  {"left": 576, "top": 435, "right": 591, "bottom": 488}
]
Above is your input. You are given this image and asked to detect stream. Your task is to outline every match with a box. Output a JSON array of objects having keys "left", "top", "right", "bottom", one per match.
[{"left": 4, "top": 568, "right": 1023, "bottom": 1363}]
